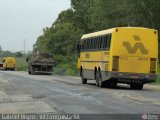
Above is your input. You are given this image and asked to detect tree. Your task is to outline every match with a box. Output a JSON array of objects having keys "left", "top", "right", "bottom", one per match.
[
  {"left": 34, "top": 0, "right": 160, "bottom": 65},
  {"left": 16, "top": 52, "right": 23, "bottom": 57},
  {"left": 0, "top": 45, "right": 2, "bottom": 52}
]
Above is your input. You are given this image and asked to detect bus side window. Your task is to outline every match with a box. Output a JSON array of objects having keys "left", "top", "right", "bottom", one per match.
[
  {"left": 107, "top": 34, "right": 112, "bottom": 49},
  {"left": 102, "top": 36, "right": 107, "bottom": 49},
  {"left": 95, "top": 37, "right": 98, "bottom": 50},
  {"left": 104, "top": 36, "right": 108, "bottom": 49},
  {"left": 84, "top": 40, "right": 86, "bottom": 51},
  {"left": 92, "top": 38, "right": 95, "bottom": 50},
  {"left": 98, "top": 37, "right": 100, "bottom": 49},
  {"left": 91, "top": 38, "right": 94, "bottom": 50},
  {"left": 97, "top": 37, "right": 100, "bottom": 49},
  {"left": 85, "top": 39, "right": 88, "bottom": 51},
  {"left": 87, "top": 39, "right": 89, "bottom": 50},
  {"left": 99, "top": 37, "right": 103, "bottom": 49},
  {"left": 89, "top": 39, "right": 91, "bottom": 50},
  {"left": 94, "top": 38, "right": 96, "bottom": 50},
  {"left": 87, "top": 39, "right": 89, "bottom": 51},
  {"left": 81, "top": 41, "right": 84, "bottom": 51},
  {"left": 93, "top": 38, "right": 96, "bottom": 50},
  {"left": 96, "top": 37, "right": 99, "bottom": 49},
  {"left": 88, "top": 39, "right": 90, "bottom": 51},
  {"left": 88, "top": 39, "right": 90, "bottom": 50}
]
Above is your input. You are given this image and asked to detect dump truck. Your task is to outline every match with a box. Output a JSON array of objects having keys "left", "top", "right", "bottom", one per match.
[
  {"left": 1, "top": 57, "right": 16, "bottom": 71},
  {"left": 26, "top": 52, "right": 54, "bottom": 75}
]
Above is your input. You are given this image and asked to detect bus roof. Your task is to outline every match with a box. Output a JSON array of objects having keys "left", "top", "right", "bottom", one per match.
[{"left": 81, "top": 27, "right": 157, "bottom": 40}]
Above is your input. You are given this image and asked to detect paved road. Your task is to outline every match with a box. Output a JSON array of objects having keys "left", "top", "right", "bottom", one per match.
[{"left": 0, "top": 71, "right": 160, "bottom": 119}]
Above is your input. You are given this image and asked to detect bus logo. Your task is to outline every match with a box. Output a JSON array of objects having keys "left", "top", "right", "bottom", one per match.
[{"left": 123, "top": 35, "right": 148, "bottom": 54}]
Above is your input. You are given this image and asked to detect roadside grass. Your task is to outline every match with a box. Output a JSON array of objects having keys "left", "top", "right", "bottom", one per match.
[
  {"left": 156, "top": 75, "right": 160, "bottom": 84},
  {"left": 156, "top": 64, "right": 160, "bottom": 84},
  {"left": 53, "top": 55, "right": 77, "bottom": 76},
  {"left": 16, "top": 57, "right": 27, "bottom": 71}
]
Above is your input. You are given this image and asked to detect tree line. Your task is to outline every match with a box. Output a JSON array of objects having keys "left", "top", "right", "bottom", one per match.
[
  {"left": 33, "top": 0, "right": 160, "bottom": 75},
  {"left": 0, "top": 45, "right": 23, "bottom": 58}
]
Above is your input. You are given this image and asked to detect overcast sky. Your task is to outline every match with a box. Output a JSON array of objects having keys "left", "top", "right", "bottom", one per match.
[{"left": 0, "top": 0, "right": 70, "bottom": 52}]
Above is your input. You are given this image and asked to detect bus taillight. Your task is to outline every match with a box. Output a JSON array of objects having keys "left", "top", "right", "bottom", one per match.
[
  {"left": 112, "top": 56, "right": 119, "bottom": 71},
  {"left": 150, "top": 58, "right": 157, "bottom": 73}
]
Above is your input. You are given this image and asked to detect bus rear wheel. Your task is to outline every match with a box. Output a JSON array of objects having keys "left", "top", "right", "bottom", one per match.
[
  {"left": 96, "top": 71, "right": 104, "bottom": 88},
  {"left": 82, "top": 78, "right": 87, "bottom": 84},
  {"left": 95, "top": 73, "right": 99, "bottom": 87},
  {"left": 81, "top": 69, "right": 87, "bottom": 84},
  {"left": 130, "top": 83, "right": 144, "bottom": 90}
]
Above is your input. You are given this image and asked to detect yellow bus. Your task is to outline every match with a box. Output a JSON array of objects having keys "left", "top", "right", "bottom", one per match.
[
  {"left": 2, "top": 57, "right": 16, "bottom": 71},
  {"left": 77, "top": 27, "right": 158, "bottom": 90}
]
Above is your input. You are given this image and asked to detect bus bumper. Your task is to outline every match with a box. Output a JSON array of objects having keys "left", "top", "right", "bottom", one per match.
[{"left": 107, "top": 72, "right": 157, "bottom": 83}]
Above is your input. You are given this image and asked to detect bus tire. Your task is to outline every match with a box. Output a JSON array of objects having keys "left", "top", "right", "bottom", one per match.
[
  {"left": 96, "top": 71, "right": 104, "bottom": 88},
  {"left": 98, "top": 71, "right": 104, "bottom": 88},
  {"left": 82, "top": 78, "right": 87, "bottom": 84},
  {"left": 81, "top": 69, "right": 87, "bottom": 84},
  {"left": 95, "top": 72, "right": 99, "bottom": 87},
  {"left": 110, "top": 80, "right": 117, "bottom": 88},
  {"left": 130, "top": 83, "right": 143, "bottom": 90}
]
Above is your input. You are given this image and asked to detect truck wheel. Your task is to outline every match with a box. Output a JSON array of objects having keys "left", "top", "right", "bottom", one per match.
[
  {"left": 30, "top": 67, "right": 35, "bottom": 75},
  {"left": 130, "top": 83, "right": 144, "bottom": 90},
  {"left": 28, "top": 71, "right": 31, "bottom": 75},
  {"left": 49, "top": 73, "right": 53, "bottom": 75},
  {"left": 28, "top": 68, "right": 31, "bottom": 75}
]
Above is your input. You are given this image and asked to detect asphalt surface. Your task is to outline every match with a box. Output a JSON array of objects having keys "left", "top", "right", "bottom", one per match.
[{"left": 0, "top": 71, "right": 160, "bottom": 119}]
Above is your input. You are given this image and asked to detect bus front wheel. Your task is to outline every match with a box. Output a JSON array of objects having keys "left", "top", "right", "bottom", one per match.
[
  {"left": 130, "top": 83, "right": 144, "bottom": 90},
  {"left": 95, "top": 73, "right": 99, "bottom": 87}
]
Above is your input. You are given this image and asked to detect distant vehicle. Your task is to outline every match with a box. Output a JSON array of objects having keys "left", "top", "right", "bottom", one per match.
[
  {"left": 77, "top": 27, "right": 158, "bottom": 90},
  {"left": 0, "top": 62, "right": 3, "bottom": 70},
  {"left": 26, "top": 52, "right": 54, "bottom": 75},
  {"left": 1, "top": 57, "right": 16, "bottom": 71}
]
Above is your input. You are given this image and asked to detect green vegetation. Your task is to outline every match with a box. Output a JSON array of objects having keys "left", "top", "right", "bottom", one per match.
[
  {"left": 156, "top": 75, "right": 160, "bottom": 84},
  {"left": 16, "top": 57, "right": 27, "bottom": 71},
  {"left": 33, "top": 0, "right": 160, "bottom": 76},
  {"left": 0, "top": 46, "right": 23, "bottom": 58},
  {"left": 156, "top": 65, "right": 160, "bottom": 84},
  {"left": 53, "top": 54, "right": 77, "bottom": 76}
]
